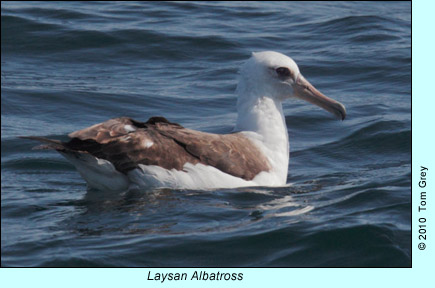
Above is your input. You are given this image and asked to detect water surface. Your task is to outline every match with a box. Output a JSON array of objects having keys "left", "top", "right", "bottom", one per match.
[{"left": 1, "top": 1, "right": 411, "bottom": 267}]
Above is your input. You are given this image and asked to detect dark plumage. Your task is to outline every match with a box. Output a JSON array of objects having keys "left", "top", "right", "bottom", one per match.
[{"left": 22, "top": 117, "right": 271, "bottom": 181}]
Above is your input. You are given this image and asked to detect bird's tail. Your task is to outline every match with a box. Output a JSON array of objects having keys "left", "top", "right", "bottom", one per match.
[{"left": 19, "top": 136, "right": 65, "bottom": 150}]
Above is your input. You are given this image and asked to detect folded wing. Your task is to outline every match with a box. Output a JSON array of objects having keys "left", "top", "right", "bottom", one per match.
[{"left": 28, "top": 117, "right": 271, "bottom": 181}]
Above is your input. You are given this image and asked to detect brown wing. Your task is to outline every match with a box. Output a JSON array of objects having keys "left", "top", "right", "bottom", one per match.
[
  {"left": 67, "top": 117, "right": 178, "bottom": 144},
  {"left": 156, "top": 127, "right": 271, "bottom": 180},
  {"left": 62, "top": 116, "right": 270, "bottom": 180}
]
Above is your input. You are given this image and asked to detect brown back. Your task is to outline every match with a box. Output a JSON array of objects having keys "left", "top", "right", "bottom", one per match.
[{"left": 65, "top": 117, "right": 271, "bottom": 180}]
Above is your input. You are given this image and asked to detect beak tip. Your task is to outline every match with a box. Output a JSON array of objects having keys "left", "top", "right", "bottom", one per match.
[
  {"left": 340, "top": 112, "right": 346, "bottom": 121},
  {"left": 337, "top": 103, "right": 346, "bottom": 121}
]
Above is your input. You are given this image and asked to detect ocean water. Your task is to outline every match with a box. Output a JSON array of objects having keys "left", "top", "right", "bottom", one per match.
[{"left": 1, "top": 1, "right": 411, "bottom": 267}]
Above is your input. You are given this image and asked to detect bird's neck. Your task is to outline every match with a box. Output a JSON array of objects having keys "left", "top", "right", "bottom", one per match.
[
  {"left": 234, "top": 77, "right": 288, "bottom": 139},
  {"left": 235, "top": 93, "right": 289, "bottom": 183},
  {"left": 235, "top": 95, "right": 287, "bottom": 139}
]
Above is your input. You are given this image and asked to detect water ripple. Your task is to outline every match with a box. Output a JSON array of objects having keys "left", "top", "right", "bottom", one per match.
[{"left": 1, "top": 1, "right": 411, "bottom": 267}]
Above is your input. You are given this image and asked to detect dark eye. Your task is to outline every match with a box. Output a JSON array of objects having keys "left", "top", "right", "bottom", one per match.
[{"left": 275, "top": 67, "right": 291, "bottom": 77}]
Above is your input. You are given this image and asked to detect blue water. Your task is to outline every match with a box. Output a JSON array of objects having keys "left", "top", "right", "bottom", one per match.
[{"left": 1, "top": 2, "right": 411, "bottom": 267}]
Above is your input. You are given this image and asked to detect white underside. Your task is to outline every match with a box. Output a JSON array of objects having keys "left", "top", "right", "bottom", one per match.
[
  {"left": 130, "top": 162, "right": 284, "bottom": 190},
  {"left": 60, "top": 151, "right": 285, "bottom": 191},
  {"left": 60, "top": 152, "right": 130, "bottom": 191}
]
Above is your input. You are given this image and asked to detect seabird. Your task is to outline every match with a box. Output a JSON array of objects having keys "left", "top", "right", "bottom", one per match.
[{"left": 22, "top": 51, "right": 346, "bottom": 191}]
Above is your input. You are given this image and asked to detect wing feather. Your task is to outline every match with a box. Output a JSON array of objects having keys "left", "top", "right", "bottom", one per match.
[{"left": 35, "top": 116, "right": 270, "bottom": 181}]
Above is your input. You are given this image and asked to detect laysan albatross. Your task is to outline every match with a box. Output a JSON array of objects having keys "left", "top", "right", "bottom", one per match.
[{"left": 22, "top": 51, "right": 346, "bottom": 191}]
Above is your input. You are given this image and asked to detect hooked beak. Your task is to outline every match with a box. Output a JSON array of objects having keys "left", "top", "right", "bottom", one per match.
[{"left": 293, "top": 74, "right": 346, "bottom": 120}]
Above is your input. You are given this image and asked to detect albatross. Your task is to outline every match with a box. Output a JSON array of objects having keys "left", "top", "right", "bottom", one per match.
[{"left": 22, "top": 51, "right": 346, "bottom": 191}]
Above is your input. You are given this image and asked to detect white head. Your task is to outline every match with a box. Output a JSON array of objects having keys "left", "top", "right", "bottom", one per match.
[{"left": 237, "top": 51, "right": 346, "bottom": 120}]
